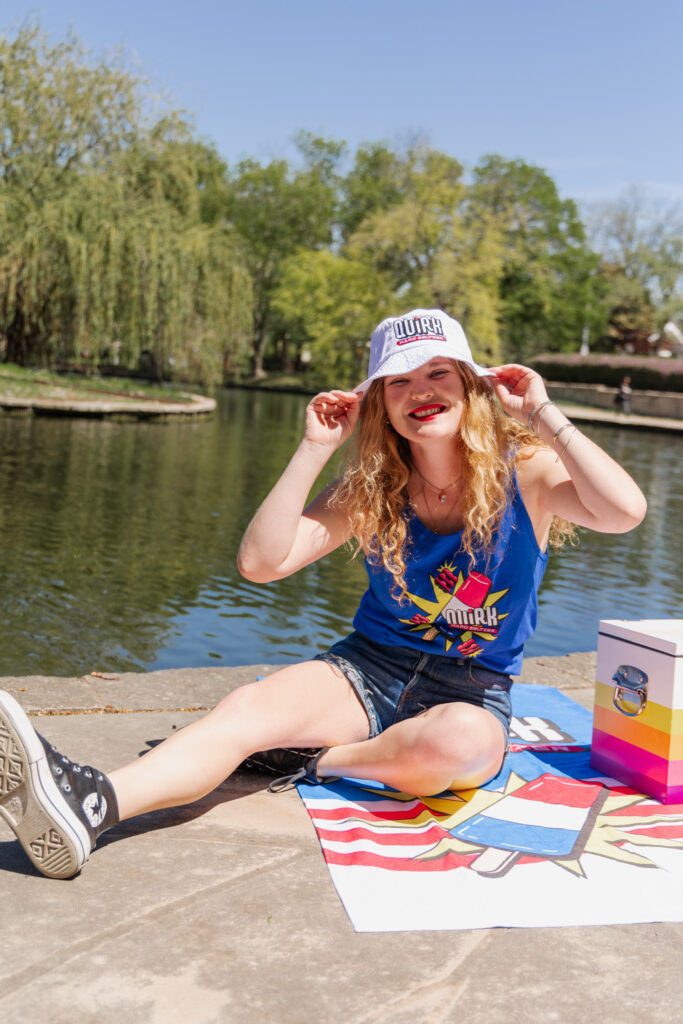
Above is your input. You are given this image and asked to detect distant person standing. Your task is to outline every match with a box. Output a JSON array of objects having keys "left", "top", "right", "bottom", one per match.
[{"left": 616, "top": 376, "right": 632, "bottom": 414}]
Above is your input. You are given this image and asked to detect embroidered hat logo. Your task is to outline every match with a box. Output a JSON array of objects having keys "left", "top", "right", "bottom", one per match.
[{"left": 394, "top": 314, "right": 447, "bottom": 346}]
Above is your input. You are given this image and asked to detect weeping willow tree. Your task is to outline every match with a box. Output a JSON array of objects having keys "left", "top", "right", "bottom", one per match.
[{"left": 0, "top": 24, "right": 252, "bottom": 384}]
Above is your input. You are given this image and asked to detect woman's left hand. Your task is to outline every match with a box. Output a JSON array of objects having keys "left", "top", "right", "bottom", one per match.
[
  {"left": 490, "top": 362, "right": 647, "bottom": 536},
  {"left": 489, "top": 364, "right": 550, "bottom": 428}
]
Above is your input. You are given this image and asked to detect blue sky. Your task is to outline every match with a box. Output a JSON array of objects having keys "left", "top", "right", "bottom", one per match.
[{"left": 3, "top": 0, "right": 682, "bottom": 206}]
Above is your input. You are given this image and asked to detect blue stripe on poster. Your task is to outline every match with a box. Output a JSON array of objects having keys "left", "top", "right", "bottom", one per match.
[{"left": 451, "top": 815, "right": 583, "bottom": 857}]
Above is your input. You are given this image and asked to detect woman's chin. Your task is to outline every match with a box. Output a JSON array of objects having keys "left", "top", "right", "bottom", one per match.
[{"left": 410, "top": 411, "right": 460, "bottom": 433}]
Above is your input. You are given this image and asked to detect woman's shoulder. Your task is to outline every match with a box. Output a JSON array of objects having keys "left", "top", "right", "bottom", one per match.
[
  {"left": 513, "top": 442, "right": 557, "bottom": 480},
  {"left": 512, "top": 442, "right": 568, "bottom": 547},
  {"left": 513, "top": 442, "right": 560, "bottom": 508}
]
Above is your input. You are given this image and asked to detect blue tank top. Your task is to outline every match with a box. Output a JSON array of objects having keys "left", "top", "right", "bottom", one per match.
[{"left": 352, "top": 474, "right": 548, "bottom": 675}]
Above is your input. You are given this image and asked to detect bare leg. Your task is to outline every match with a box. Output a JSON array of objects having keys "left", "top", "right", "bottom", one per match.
[
  {"left": 315, "top": 702, "right": 507, "bottom": 795},
  {"left": 110, "top": 668, "right": 505, "bottom": 820},
  {"left": 0, "top": 678, "right": 507, "bottom": 881},
  {"left": 109, "top": 661, "right": 370, "bottom": 820}
]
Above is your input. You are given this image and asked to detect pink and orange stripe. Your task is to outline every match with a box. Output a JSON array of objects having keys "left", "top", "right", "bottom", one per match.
[{"left": 591, "top": 680, "right": 683, "bottom": 803}]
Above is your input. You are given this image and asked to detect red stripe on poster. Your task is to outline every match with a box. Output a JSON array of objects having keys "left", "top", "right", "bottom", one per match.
[
  {"left": 323, "top": 849, "right": 475, "bottom": 871},
  {"left": 316, "top": 825, "right": 446, "bottom": 846}
]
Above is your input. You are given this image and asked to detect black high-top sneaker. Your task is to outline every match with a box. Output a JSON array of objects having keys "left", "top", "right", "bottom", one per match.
[
  {"left": 0, "top": 690, "right": 119, "bottom": 879},
  {"left": 266, "top": 747, "right": 340, "bottom": 793},
  {"left": 240, "top": 746, "right": 322, "bottom": 778}
]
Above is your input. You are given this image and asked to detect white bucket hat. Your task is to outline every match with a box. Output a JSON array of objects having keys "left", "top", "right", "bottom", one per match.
[{"left": 354, "top": 308, "right": 493, "bottom": 393}]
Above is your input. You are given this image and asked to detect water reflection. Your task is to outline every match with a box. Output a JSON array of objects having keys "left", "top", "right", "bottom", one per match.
[
  {"left": 0, "top": 391, "right": 680, "bottom": 676},
  {"left": 530, "top": 422, "right": 682, "bottom": 657}
]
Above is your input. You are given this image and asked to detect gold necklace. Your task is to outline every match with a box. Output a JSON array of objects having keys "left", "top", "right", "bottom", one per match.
[
  {"left": 411, "top": 485, "right": 460, "bottom": 534},
  {"left": 411, "top": 464, "right": 461, "bottom": 503}
]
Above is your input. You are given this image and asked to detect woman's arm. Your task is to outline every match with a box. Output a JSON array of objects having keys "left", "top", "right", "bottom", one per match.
[
  {"left": 237, "top": 390, "right": 361, "bottom": 583},
  {"left": 491, "top": 364, "right": 647, "bottom": 535}
]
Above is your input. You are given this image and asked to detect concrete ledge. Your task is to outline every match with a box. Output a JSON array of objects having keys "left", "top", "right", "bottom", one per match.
[
  {"left": 0, "top": 392, "right": 216, "bottom": 419},
  {"left": 553, "top": 399, "right": 683, "bottom": 433},
  {"left": 0, "top": 652, "right": 598, "bottom": 717},
  {"left": 1, "top": 664, "right": 282, "bottom": 715},
  {"left": 547, "top": 380, "right": 683, "bottom": 421}
]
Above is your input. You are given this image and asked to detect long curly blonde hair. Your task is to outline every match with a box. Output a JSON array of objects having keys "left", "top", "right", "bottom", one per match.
[{"left": 330, "top": 360, "right": 576, "bottom": 599}]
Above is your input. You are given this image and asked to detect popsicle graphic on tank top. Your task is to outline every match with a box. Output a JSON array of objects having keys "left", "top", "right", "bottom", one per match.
[
  {"left": 403, "top": 564, "right": 510, "bottom": 656},
  {"left": 425, "top": 570, "right": 499, "bottom": 654}
]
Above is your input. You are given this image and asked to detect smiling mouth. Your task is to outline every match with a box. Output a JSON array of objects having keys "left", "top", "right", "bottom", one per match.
[{"left": 409, "top": 405, "right": 446, "bottom": 420}]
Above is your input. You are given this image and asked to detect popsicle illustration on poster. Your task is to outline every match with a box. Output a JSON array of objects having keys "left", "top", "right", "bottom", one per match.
[{"left": 303, "top": 749, "right": 683, "bottom": 883}]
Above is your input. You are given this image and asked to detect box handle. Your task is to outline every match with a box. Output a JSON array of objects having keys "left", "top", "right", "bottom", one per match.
[{"left": 611, "top": 664, "right": 648, "bottom": 716}]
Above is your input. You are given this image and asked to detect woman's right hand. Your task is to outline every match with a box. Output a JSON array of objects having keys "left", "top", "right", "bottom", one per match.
[
  {"left": 238, "top": 389, "right": 360, "bottom": 583},
  {"left": 304, "top": 390, "right": 362, "bottom": 451}
]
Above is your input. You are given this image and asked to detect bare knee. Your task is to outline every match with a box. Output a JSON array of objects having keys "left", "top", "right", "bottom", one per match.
[
  {"left": 412, "top": 704, "right": 483, "bottom": 766},
  {"left": 409, "top": 704, "right": 505, "bottom": 793},
  {"left": 198, "top": 682, "right": 268, "bottom": 749},
  {"left": 212, "top": 682, "right": 261, "bottom": 721}
]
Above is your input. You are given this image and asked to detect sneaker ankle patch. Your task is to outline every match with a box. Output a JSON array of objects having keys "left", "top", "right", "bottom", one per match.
[{"left": 82, "top": 792, "right": 108, "bottom": 829}]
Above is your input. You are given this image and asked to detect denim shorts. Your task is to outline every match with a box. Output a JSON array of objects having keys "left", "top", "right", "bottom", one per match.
[{"left": 314, "top": 630, "right": 512, "bottom": 746}]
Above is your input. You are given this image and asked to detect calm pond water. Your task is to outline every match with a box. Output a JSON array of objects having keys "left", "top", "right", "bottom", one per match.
[{"left": 0, "top": 389, "right": 681, "bottom": 677}]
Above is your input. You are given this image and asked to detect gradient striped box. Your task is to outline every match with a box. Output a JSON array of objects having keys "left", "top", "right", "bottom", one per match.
[{"left": 590, "top": 620, "right": 683, "bottom": 803}]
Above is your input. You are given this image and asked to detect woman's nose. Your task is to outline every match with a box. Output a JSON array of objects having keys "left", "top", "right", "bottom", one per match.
[{"left": 410, "top": 382, "right": 433, "bottom": 399}]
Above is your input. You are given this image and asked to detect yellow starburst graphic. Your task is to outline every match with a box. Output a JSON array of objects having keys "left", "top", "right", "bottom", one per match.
[{"left": 399, "top": 562, "right": 509, "bottom": 654}]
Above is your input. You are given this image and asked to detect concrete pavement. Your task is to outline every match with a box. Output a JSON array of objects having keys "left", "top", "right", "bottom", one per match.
[{"left": 1, "top": 656, "right": 681, "bottom": 1023}]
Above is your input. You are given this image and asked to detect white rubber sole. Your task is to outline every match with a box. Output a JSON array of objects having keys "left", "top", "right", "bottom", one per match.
[{"left": 0, "top": 691, "right": 91, "bottom": 879}]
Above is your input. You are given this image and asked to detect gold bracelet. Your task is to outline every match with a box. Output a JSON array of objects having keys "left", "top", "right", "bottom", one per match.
[{"left": 552, "top": 421, "right": 573, "bottom": 445}]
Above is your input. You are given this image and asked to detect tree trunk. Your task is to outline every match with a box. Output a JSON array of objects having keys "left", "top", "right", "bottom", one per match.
[
  {"left": 5, "top": 308, "right": 35, "bottom": 365},
  {"left": 251, "top": 324, "right": 267, "bottom": 379}
]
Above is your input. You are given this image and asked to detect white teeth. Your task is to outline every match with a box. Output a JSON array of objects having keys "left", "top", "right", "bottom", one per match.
[{"left": 412, "top": 407, "right": 442, "bottom": 418}]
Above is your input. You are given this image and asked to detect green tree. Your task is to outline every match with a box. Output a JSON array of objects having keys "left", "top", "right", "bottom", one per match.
[
  {"left": 273, "top": 249, "right": 393, "bottom": 386},
  {"left": 225, "top": 132, "right": 344, "bottom": 377},
  {"left": 470, "top": 155, "right": 603, "bottom": 361},
  {"left": 598, "top": 265, "right": 657, "bottom": 352},
  {"left": 348, "top": 146, "right": 505, "bottom": 363},
  {"left": 587, "top": 187, "right": 683, "bottom": 344},
  {"left": 0, "top": 24, "right": 251, "bottom": 383},
  {"left": 339, "top": 142, "right": 405, "bottom": 240}
]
